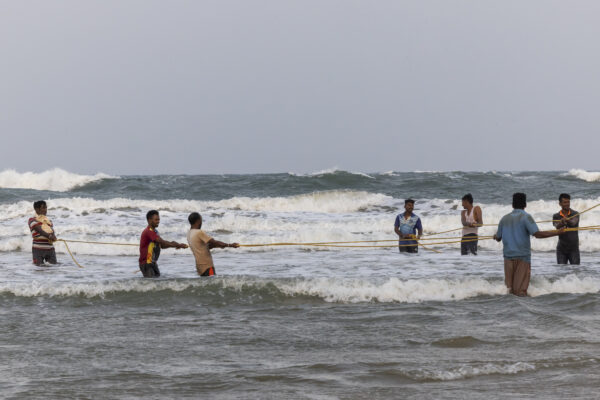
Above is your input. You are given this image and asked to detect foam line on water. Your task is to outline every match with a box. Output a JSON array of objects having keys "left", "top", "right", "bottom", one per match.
[
  {"left": 410, "top": 362, "right": 536, "bottom": 381},
  {"left": 1, "top": 275, "right": 597, "bottom": 302}
]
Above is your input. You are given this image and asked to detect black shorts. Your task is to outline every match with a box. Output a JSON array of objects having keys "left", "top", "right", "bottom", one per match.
[
  {"left": 557, "top": 249, "right": 580, "bottom": 265},
  {"left": 461, "top": 233, "right": 478, "bottom": 255},
  {"left": 399, "top": 244, "right": 418, "bottom": 253},
  {"left": 32, "top": 248, "right": 57, "bottom": 266},
  {"left": 140, "top": 263, "right": 161, "bottom": 278}
]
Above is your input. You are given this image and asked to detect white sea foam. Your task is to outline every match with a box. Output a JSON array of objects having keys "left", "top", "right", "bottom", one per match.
[
  {"left": 0, "top": 168, "right": 116, "bottom": 192},
  {"left": 2, "top": 275, "right": 597, "bottom": 301},
  {"left": 528, "top": 275, "right": 600, "bottom": 297},
  {"left": 413, "top": 362, "right": 536, "bottom": 381},
  {"left": 0, "top": 190, "right": 394, "bottom": 219},
  {"left": 274, "top": 276, "right": 510, "bottom": 303},
  {"left": 1, "top": 194, "right": 599, "bottom": 254},
  {"left": 380, "top": 171, "right": 400, "bottom": 176},
  {"left": 567, "top": 169, "right": 600, "bottom": 183}
]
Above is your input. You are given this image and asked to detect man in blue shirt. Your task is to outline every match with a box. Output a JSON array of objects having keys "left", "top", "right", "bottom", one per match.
[
  {"left": 394, "top": 199, "right": 423, "bottom": 253},
  {"left": 493, "top": 193, "right": 565, "bottom": 296}
]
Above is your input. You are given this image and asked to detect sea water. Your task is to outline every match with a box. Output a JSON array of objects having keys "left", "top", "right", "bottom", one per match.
[{"left": 1, "top": 168, "right": 599, "bottom": 399}]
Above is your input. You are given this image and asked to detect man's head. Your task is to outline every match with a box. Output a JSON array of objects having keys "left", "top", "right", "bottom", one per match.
[
  {"left": 33, "top": 200, "right": 47, "bottom": 216},
  {"left": 404, "top": 199, "right": 415, "bottom": 213},
  {"left": 462, "top": 193, "right": 473, "bottom": 209},
  {"left": 146, "top": 210, "right": 160, "bottom": 228},
  {"left": 512, "top": 193, "right": 527, "bottom": 209},
  {"left": 188, "top": 212, "right": 203, "bottom": 229},
  {"left": 559, "top": 193, "right": 571, "bottom": 211}
]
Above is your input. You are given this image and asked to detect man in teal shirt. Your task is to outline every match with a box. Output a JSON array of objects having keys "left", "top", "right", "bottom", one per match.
[{"left": 494, "top": 193, "right": 564, "bottom": 296}]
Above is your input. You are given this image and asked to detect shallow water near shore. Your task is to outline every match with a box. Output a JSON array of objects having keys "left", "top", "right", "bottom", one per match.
[{"left": 1, "top": 169, "right": 600, "bottom": 398}]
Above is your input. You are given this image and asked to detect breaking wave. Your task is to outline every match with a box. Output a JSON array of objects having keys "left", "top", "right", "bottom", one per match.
[
  {"left": 1, "top": 194, "right": 599, "bottom": 253},
  {"left": 288, "top": 167, "right": 375, "bottom": 179},
  {"left": 0, "top": 168, "right": 116, "bottom": 192},
  {"left": 567, "top": 169, "right": 600, "bottom": 183},
  {"left": 1, "top": 275, "right": 598, "bottom": 302}
]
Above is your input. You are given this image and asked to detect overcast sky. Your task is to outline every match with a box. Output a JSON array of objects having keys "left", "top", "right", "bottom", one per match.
[{"left": 1, "top": 0, "right": 599, "bottom": 174}]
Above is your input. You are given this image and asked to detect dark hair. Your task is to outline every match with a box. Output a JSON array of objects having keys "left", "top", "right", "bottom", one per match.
[
  {"left": 405, "top": 199, "right": 415, "bottom": 205},
  {"left": 559, "top": 193, "right": 571, "bottom": 202},
  {"left": 512, "top": 193, "right": 526, "bottom": 209},
  {"left": 33, "top": 200, "right": 46, "bottom": 210},
  {"left": 462, "top": 193, "right": 473, "bottom": 204},
  {"left": 188, "top": 212, "right": 202, "bottom": 225},
  {"left": 146, "top": 210, "right": 159, "bottom": 221}
]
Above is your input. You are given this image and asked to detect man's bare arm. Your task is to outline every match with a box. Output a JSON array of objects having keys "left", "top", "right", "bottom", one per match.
[
  {"left": 474, "top": 206, "right": 483, "bottom": 225},
  {"left": 566, "top": 214, "right": 580, "bottom": 227},
  {"left": 157, "top": 237, "right": 188, "bottom": 249},
  {"left": 394, "top": 226, "right": 403, "bottom": 238},
  {"left": 33, "top": 225, "right": 56, "bottom": 241},
  {"left": 208, "top": 239, "right": 239, "bottom": 249},
  {"left": 461, "top": 211, "right": 469, "bottom": 227},
  {"left": 534, "top": 228, "right": 566, "bottom": 239}
]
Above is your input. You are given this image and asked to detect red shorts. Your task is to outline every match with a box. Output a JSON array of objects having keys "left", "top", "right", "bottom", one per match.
[{"left": 200, "top": 266, "right": 215, "bottom": 277}]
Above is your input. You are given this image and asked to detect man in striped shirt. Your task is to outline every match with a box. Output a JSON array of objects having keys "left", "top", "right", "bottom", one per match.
[{"left": 28, "top": 200, "right": 58, "bottom": 266}]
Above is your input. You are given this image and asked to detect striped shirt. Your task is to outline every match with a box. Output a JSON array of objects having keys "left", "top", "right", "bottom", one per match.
[{"left": 28, "top": 217, "right": 54, "bottom": 250}]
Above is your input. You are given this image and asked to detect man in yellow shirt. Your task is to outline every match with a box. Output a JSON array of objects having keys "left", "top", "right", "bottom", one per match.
[{"left": 187, "top": 212, "right": 239, "bottom": 276}]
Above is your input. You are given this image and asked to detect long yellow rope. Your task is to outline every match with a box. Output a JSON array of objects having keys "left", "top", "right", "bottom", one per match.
[
  {"left": 56, "top": 226, "right": 597, "bottom": 253},
  {"left": 50, "top": 199, "right": 600, "bottom": 269},
  {"left": 56, "top": 239, "right": 85, "bottom": 268}
]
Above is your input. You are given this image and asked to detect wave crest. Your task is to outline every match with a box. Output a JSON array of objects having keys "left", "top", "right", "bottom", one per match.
[
  {"left": 567, "top": 169, "right": 600, "bottom": 183},
  {"left": 288, "top": 167, "right": 374, "bottom": 179},
  {"left": 0, "top": 168, "right": 116, "bottom": 192},
  {"left": 2, "top": 275, "right": 597, "bottom": 302}
]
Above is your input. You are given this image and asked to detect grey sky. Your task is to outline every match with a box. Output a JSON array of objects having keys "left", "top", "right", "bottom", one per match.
[{"left": 1, "top": 0, "right": 599, "bottom": 175}]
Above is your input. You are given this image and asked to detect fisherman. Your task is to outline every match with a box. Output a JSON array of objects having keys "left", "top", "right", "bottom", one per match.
[
  {"left": 493, "top": 193, "right": 565, "bottom": 296},
  {"left": 139, "top": 210, "right": 188, "bottom": 278},
  {"left": 187, "top": 212, "right": 239, "bottom": 276},
  {"left": 394, "top": 199, "right": 423, "bottom": 253},
  {"left": 461, "top": 193, "right": 483, "bottom": 255},
  {"left": 28, "top": 200, "right": 58, "bottom": 266},
  {"left": 552, "top": 193, "right": 580, "bottom": 265}
]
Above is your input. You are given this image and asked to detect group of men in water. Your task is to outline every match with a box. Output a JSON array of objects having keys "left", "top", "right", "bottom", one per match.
[
  {"left": 394, "top": 192, "right": 581, "bottom": 296},
  {"left": 28, "top": 201, "right": 239, "bottom": 278},
  {"left": 138, "top": 209, "right": 239, "bottom": 278},
  {"left": 28, "top": 191, "right": 582, "bottom": 296}
]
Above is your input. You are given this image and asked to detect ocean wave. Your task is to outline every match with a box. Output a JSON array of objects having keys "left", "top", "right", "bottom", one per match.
[
  {"left": 0, "top": 190, "right": 393, "bottom": 219},
  {"left": 380, "top": 171, "right": 400, "bottom": 176},
  {"left": 0, "top": 168, "right": 116, "bottom": 192},
  {"left": 567, "top": 169, "right": 600, "bottom": 183},
  {"left": 288, "top": 167, "right": 374, "bottom": 179},
  {"left": 1, "top": 195, "right": 600, "bottom": 253},
  {"left": 3, "top": 275, "right": 597, "bottom": 302}
]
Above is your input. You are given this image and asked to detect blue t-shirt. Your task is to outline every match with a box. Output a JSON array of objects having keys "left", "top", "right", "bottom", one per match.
[
  {"left": 496, "top": 209, "right": 539, "bottom": 262},
  {"left": 394, "top": 213, "right": 422, "bottom": 245}
]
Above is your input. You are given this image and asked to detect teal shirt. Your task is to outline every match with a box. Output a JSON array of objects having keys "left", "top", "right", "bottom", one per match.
[{"left": 496, "top": 209, "right": 539, "bottom": 263}]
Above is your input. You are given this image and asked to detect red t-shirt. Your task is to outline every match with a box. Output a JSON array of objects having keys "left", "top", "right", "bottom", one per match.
[{"left": 139, "top": 227, "right": 161, "bottom": 266}]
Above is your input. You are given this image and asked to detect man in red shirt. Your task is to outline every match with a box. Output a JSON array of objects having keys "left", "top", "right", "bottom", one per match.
[{"left": 139, "top": 210, "right": 188, "bottom": 278}]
